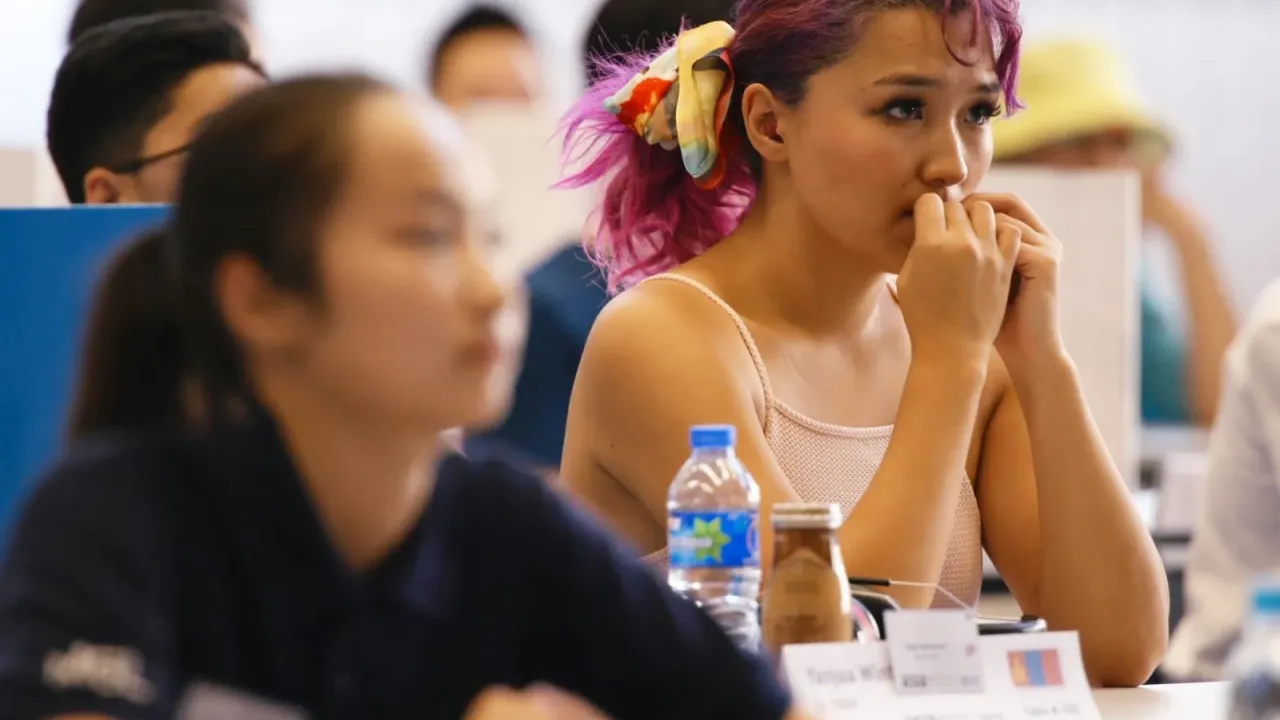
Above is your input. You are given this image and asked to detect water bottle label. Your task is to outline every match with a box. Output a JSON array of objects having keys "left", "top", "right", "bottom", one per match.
[{"left": 668, "top": 510, "right": 760, "bottom": 569}]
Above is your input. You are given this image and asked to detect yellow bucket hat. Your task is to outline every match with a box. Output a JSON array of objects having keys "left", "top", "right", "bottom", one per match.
[{"left": 992, "top": 38, "right": 1172, "bottom": 162}]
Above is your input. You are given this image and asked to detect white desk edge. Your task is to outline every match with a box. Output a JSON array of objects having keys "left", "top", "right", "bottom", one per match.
[{"left": 1094, "top": 682, "right": 1229, "bottom": 719}]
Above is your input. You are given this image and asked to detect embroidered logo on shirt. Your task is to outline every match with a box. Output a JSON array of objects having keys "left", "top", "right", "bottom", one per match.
[
  {"left": 178, "top": 681, "right": 310, "bottom": 720},
  {"left": 43, "top": 641, "right": 156, "bottom": 705}
]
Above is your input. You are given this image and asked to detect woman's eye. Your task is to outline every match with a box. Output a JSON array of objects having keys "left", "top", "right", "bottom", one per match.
[
  {"left": 883, "top": 99, "right": 924, "bottom": 121},
  {"left": 968, "top": 102, "right": 1002, "bottom": 126},
  {"left": 401, "top": 228, "right": 456, "bottom": 247}
]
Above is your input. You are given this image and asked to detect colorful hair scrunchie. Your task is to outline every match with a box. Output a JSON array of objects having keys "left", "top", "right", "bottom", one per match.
[{"left": 603, "top": 21, "right": 736, "bottom": 190}]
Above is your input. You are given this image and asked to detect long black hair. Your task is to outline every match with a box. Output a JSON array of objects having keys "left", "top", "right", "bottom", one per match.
[{"left": 66, "top": 73, "right": 396, "bottom": 441}]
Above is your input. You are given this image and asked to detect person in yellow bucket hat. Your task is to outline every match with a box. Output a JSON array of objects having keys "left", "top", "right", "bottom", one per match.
[{"left": 994, "top": 38, "right": 1236, "bottom": 427}]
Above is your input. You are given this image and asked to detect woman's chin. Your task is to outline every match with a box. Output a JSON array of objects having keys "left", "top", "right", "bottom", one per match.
[{"left": 474, "top": 375, "right": 518, "bottom": 430}]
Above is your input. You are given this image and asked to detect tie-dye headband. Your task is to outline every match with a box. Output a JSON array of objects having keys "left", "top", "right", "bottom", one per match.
[{"left": 603, "top": 21, "right": 736, "bottom": 190}]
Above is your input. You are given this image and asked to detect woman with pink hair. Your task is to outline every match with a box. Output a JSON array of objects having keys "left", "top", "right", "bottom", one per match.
[{"left": 560, "top": 0, "right": 1167, "bottom": 687}]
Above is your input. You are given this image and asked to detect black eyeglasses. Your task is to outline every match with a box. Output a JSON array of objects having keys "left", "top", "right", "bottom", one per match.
[{"left": 108, "top": 141, "right": 195, "bottom": 174}]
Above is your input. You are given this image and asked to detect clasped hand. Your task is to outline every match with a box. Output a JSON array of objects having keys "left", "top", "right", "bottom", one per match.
[{"left": 896, "top": 192, "right": 1065, "bottom": 371}]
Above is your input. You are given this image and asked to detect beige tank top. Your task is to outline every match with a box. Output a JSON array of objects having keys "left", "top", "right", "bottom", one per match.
[{"left": 642, "top": 273, "right": 983, "bottom": 609}]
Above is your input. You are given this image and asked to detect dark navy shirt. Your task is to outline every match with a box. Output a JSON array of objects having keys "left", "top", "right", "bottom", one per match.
[
  {"left": 0, "top": 414, "right": 788, "bottom": 719},
  {"left": 468, "top": 245, "right": 608, "bottom": 468}
]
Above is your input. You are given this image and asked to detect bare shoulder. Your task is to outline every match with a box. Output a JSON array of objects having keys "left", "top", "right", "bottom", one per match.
[
  {"left": 581, "top": 275, "right": 764, "bottom": 400},
  {"left": 591, "top": 275, "right": 751, "bottom": 343},
  {"left": 567, "top": 274, "right": 767, "bottom": 489}
]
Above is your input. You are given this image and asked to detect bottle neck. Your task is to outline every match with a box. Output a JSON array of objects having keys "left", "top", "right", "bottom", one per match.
[
  {"left": 773, "top": 527, "right": 838, "bottom": 557},
  {"left": 691, "top": 446, "right": 736, "bottom": 458}
]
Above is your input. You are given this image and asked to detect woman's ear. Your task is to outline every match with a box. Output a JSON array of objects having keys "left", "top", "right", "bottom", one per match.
[
  {"left": 215, "top": 254, "right": 311, "bottom": 361},
  {"left": 740, "top": 83, "right": 788, "bottom": 164}
]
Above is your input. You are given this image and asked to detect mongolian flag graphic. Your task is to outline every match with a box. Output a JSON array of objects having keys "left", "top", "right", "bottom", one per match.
[{"left": 1007, "top": 648, "right": 1064, "bottom": 688}]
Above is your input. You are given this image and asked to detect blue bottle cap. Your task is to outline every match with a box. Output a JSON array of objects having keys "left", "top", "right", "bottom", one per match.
[
  {"left": 1254, "top": 579, "right": 1280, "bottom": 615},
  {"left": 690, "top": 424, "right": 736, "bottom": 450}
]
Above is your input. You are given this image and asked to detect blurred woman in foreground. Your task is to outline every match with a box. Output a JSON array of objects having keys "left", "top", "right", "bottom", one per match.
[{"left": 0, "top": 74, "right": 806, "bottom": 720}]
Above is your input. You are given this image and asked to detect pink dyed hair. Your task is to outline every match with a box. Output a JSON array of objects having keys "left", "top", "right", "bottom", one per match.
[{"left": 559, "top": 0, "right": 1024, "bottom": 293}]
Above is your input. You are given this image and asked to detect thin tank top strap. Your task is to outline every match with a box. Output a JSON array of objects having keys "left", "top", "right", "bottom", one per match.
[
  {"left": 887, "top": 275, "right": 900, "bottom": 303},
  {"left": 640, "top": 273, "right": 777, "bottom": 412}
]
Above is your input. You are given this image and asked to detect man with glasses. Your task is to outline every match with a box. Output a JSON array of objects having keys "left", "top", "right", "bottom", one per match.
[{"left": 46, "top": 11, "right": 266, "bottom": 205}]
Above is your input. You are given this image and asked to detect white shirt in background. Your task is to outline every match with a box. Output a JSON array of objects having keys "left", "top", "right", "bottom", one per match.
[{"left": 1165, "top": 279, "right": 1280, "bottom": 680}]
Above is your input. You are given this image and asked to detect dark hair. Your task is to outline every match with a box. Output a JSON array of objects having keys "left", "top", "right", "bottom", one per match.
[
  {"left": 582, "top": 0, "right": 739, "bottom": 81},
  {"left": 67, "top": 227, "right": 184, "bottom": 439},
  {"left": 428, "top": 4, "right": 527, "bottom": 90},
  {"left": 47, "top": 11, "right": 262, "bottom": 204},
  {"left": 560, "top": 0, "right": 1023, "bottom": 292},
  {"left": 67, "top": 0, "right": 250, "bottom": 43},
  {"left": 66, "top": 73, "right": 395, "bottom": 440}
]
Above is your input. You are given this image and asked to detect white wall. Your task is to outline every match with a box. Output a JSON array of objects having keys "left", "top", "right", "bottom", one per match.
[
  {"left": 0, "top": 0, "right": 1275, "bottom": 311},
  {"left": 0, "top": 0, "right": 603, "bottom": 145}
]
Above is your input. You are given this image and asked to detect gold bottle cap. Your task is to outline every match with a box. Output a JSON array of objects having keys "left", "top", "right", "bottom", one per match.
[{"left": 771, "top": 502, "right": 841, "bottom": 529}]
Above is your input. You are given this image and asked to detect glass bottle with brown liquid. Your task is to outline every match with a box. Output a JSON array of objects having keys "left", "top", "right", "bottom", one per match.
[{"left": 761, "top": 503, "right": 854, "bottom": 664}]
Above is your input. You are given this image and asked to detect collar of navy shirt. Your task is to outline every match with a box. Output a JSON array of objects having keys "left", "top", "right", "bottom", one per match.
[{"left": 201, "top": 404, "right": 460, "bottom": 623}]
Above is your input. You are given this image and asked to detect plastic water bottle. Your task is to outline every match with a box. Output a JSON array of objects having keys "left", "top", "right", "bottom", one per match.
[
  {"left": 1227, "top": 578, "right": 1280, "bottom": 719},
  {"left": 667, "top": 424, "right": 762, "bottom": 652}
]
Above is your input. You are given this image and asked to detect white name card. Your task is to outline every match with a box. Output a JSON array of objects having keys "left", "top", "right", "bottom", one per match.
[
  {"left": 782, "top": 631, "right": 1101, "bottom": 719},
  {"left": 884, "top": 609, "right": 983, "bottom": 695}
]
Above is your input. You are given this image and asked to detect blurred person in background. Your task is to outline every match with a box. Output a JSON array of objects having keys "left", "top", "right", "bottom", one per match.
[
  {"left": 462, "top": 0, "right": 740, "bottom": 478},
  {"left": 427, "top": 4, "right": 546, "bottom": 113},
  {"left": 1164, "top": 280, "right": 1280, "bottom": 680},
  {"left": 0, "top": 72, "right": 810, "bottom": 720},
  {"left": 423, "top": 3, "right": 544, "bottom": 470},
  {"left": 993, "top": 38, "right": 1236, "bottom": 427},
  {"left": 67, "top": 0, "right": 262, "bottom": 60},
  {"left": 47, "top": 11, "right": 266, "bottom": 205}
]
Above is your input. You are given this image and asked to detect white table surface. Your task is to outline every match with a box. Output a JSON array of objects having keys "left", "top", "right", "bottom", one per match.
[{"left": 1095, "top": 682, "right": 1229, "bottom": 719}]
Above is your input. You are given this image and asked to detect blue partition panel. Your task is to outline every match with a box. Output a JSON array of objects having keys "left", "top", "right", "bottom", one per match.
[{"left": 0, "top": 206, "right": 169, "bottom": 537}]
